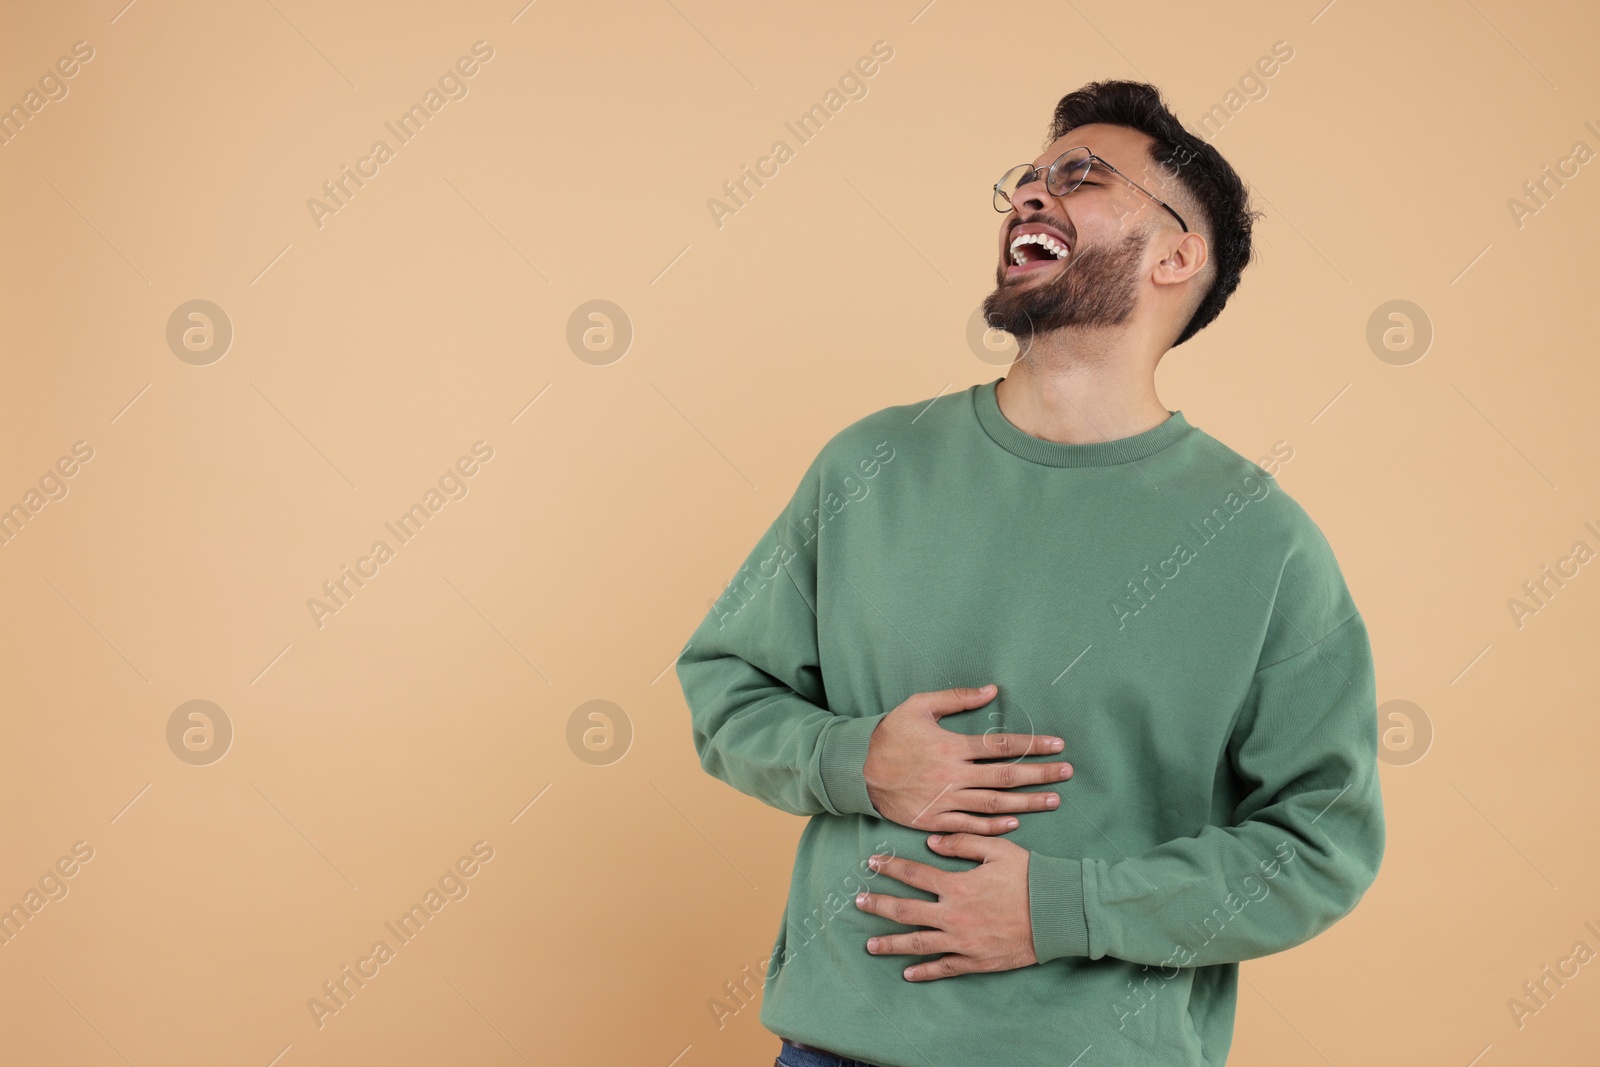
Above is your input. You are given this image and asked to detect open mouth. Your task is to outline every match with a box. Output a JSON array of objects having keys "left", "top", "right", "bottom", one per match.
[{"left": 1006, "top": 229, "right": 1071, "bottom": 276}]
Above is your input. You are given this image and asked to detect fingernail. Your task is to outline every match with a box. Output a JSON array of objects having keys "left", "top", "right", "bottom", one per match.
[
  {"left": 1049, "top": 738, "right": 1064, "bottom": 750},
  {"left": 867, "top": 855, "right": 881, "bottom": 870},
  {"left": 867, "top": 938, "right": 879, "bottom": 953},
  {"left": 856, "top": 892, "right": 867, "bottom": 907},
  {"left": 1046, "top": 794, "right": 1060, "bottom": 808},
  {"left": 1005, "top": 818, "right": 1019, "bottom": 829},
  {"left": 981, "top": 684, "right": 996, "bottom": 693},
  {"left": 1061, "top": 764, "right": 1074, "bottom": 779},
  {"left": 928, "top": 834, "right": 943, "bottom": 844},
  {"left": 903, "top": 967, "right": 915, "bottom": 979}
]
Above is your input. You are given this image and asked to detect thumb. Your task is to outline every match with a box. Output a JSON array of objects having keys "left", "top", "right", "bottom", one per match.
[
  {"left": 927, "top": 832, "right": 1001, "bottom": 862},
  {"left": 920, "top": 684, "right": 999, "bottom": 722}
]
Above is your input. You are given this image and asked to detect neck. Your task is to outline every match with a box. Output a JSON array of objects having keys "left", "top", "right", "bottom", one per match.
[{"left": 996, "top": 330, "right": 1169, "bottom": 445}]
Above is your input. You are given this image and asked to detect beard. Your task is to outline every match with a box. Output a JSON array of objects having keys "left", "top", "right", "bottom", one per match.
[{"left": 980, "top": 226, "right": 1150, "bottom": 348}]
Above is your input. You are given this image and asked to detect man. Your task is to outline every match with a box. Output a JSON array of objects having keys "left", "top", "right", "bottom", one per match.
[{"left": 675, "top": 79, "right": 1385, "bottom": 1067}]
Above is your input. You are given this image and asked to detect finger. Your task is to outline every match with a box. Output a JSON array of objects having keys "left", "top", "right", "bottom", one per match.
[
  {"left": 866, "top": 929, "right": 955, "bottom": 958},
  {"left": 854, "top": 890, "right": 940, "bottom": 929},
  {"left": 867, "top": 854, "right": 943, "bottom": 894},
  {"left": 915, "top": 684, "right": 999, "bottom": 721},
  {"left": 903, "top": 954, "right": 980, "bottom": 982},
  {"left": 924, "top": 811, "right": 1027, "bottom": 836},
  {"left": 963, "top": 731, "right": 1064, "bottom": 760},
  {"left": 927, "top": 832, "right": 1005, "bottom": 862},
  {"left": 971, "top": 759, "right": 1074, "bottom": 790},
  {"left": 949, "top": 787, "right": 1061, "bottom": 816}
]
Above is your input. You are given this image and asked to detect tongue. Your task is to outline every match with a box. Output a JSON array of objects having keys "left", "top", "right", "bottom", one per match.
[{"left": 1030, "top": 240, "right": 1064, "bottom": 262}]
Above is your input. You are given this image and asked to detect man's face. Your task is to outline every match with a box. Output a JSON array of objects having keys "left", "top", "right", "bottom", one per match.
[{"left": 982, "top": 124, "right": 1174, "bottom": 346}]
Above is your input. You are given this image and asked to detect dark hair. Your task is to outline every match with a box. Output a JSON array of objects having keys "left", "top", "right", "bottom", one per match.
[{"left": 1046, "top": 80, "right": 1262, "bottom": 347}]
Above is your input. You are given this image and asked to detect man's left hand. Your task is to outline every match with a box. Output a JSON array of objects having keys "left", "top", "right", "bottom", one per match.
[{"left": 855, "top": 832, "right": 1037, "bottom": 981}]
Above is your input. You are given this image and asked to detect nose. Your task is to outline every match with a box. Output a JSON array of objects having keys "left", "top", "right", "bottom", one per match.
[{"left": 1011, "top": 170, "right": 1058, "bottom": 214}]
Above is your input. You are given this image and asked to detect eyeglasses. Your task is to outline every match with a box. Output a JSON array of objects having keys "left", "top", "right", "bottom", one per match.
[{"left": 993, "top": 146, "right": 1188, "bottom": 233}]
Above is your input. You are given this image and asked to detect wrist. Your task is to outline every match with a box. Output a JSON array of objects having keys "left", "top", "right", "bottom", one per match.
[
  {"left": 1028, "top": 852, "right": 1091, "bottom": 963},
  {"left": 818, "top": 712, "right": 890, "bottom": 817}
]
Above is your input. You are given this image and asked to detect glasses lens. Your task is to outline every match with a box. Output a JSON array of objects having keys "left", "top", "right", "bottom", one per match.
[
  {"left": 1047, "top": 148, "right": 1091, "bottom": 197},
  {"left": 994, "top": 164, "right": 1034, "bottom": 211},
  {"left": 995, "top": 149, "right": 1094, "bottom": 211}
]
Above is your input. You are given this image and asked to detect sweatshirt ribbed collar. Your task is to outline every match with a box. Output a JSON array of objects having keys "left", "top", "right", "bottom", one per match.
[{"left": 973, "top": 378, "right": 1192, "bottom": 468}]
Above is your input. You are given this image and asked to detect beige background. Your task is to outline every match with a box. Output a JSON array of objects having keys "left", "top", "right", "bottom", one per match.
[{"left": 1, "top": 0, "right": 1596, "bottom": 1064}]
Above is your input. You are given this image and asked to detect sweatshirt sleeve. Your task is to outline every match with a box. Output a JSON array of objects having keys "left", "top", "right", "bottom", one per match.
[
  {"left": 1028, "top": 530, "right": 1387, "bottom": 967},
  {"left": 674, "top": 445, "right": 887, "bottom": 819}
]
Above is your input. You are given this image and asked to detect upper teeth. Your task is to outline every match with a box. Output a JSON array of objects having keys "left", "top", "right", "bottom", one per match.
[{"left": 1010, "top": 232, "right": 1069, "bottom": 265}]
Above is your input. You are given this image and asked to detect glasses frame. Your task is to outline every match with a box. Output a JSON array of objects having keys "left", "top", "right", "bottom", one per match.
[{"left": 994, "top": 147, "right": 1189, "bottom": 233}]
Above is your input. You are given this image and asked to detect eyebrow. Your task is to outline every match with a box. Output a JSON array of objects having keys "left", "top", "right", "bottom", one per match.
[{"left": 1038, "top": 148, "right": 1118, "bottom": 172}]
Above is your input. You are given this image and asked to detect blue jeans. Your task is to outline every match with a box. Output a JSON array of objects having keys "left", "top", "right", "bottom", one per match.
[{"left": 773, "top": 1037, "right": 887, "bottom": 1067}]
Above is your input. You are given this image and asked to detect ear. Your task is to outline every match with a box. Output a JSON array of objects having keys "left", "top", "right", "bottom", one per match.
[{"left": 1152, "top": 229, "right": 1207, "bottom": 288}]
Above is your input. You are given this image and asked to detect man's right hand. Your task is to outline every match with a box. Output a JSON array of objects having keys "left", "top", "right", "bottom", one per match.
[{"left": 861, "top": 684, "right": 1073, "bottom": 835}]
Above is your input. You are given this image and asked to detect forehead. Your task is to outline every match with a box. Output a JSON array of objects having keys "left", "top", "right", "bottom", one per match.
[{"left": 1037, "top": 123, "right": 1160, "bottom": 179}]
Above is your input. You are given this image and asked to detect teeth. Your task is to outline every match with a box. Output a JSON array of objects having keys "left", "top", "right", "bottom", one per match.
[{"left": 1009, "top": 232, "right": 1069, "bottom": 266}]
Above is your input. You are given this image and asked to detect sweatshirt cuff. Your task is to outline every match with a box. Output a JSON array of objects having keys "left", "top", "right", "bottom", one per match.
[
  {"left": 817, "top": 712, "right": 889, "bottom": 817},
  {"left": 1028, "top": 851, "right": 1091, "bottom": 963}
]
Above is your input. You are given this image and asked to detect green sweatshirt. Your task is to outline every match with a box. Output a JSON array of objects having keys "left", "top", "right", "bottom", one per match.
[{"left": 675, "top": 377, "right": 1385, "bottom": 1067}]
